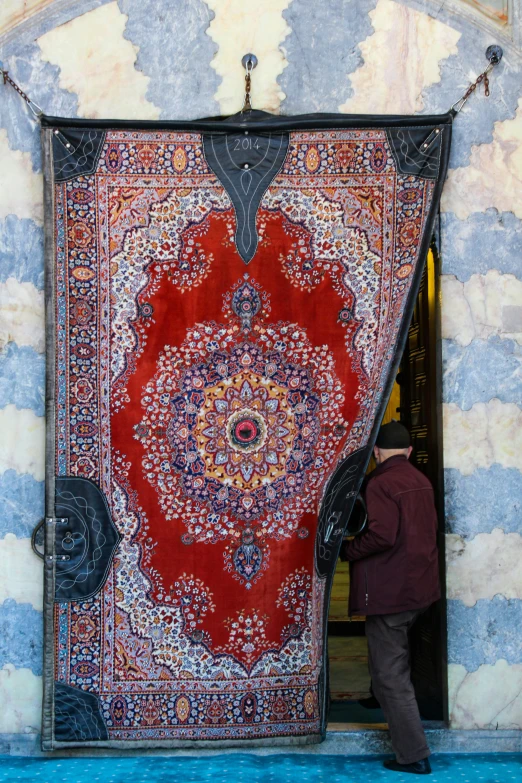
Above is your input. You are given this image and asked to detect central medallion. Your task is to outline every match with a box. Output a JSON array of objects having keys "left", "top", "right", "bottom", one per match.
[
  {"left": 167, "top": 354, "right": 303, "bottom": 515},
  {"left": 191, "top": 371, "right": 295, "bottom": 496},
  {"left": 228, "top": 409, "right": 265, "bottom": 451},
  {"left": 135, "top": 275, "right": 345, "bottom": 584}
]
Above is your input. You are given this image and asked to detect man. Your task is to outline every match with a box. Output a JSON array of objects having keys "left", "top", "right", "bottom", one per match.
[{"left": 342, "top": 420, "right": 440, "bottom": 776}]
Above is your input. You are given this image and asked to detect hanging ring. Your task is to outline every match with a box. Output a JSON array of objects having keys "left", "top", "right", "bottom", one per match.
[
  {"left": 31, "top": 519, "right": 45, "bottom": 560},
  {"left": 27, "top": 98, "right": 44, "bottom": 119}
]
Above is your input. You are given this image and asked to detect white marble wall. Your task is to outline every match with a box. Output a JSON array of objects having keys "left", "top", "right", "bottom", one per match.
[
  {"left": 439, "top": 43, "right": 522, "bottom": 725},
  {"left": 441, "top": 271, "right": 522, "bottom": 346},
  {"left": 0, "top": 665, "right": 41, "bottom": 735},
  {"left": 0, "top": 0, "right": 521, "bottom": 739},
  {"left": 0, "top": 130, "right": 43, "bottom": 222},
  {"left": 206, "top": 0, "right": 293, "bottom": 114},
  {"left": 449, "top": 661, "right": 522, "bottom": 730},
  {"left": 447, "top": 529, "right": 522, "bottom": 605},
  {"left": 38, "top": 2, "right": 160, "bottom": 119},
  {"left": 0, "top": 280, "right": 44, "bottom": 352},
  {"left": 442, "top": 99, "right": 522, "bottom": 219},
  {"left": 340, "top": 0, "right": 461, "bottom": 114},
  {"left": 443, "top": 399, "right": 522, "bottom": 474}
]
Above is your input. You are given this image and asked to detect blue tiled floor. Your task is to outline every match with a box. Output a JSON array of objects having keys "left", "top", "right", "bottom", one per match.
[{"left": 0, "top": 754, "right": 521, "bottom": 783}]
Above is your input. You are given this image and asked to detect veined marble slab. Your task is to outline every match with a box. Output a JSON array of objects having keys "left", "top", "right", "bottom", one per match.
[
  {"left": 440, "top": 211, "right": 522, "bottom": 281},
  {"left": 0, "top": 665, "right": 41, "bottom": 735},
  {"left": 0, "top": 534, "right": 43, "bottom": 611},
  {"left": 444, "top": 465, "right": 522, "bottom": 537},
  {"left": 339, "top": 0, "right": 460, "bottom": 114},
  {"left": 0, "top": 600, "right": 42, "bottom": 676},
  {"left": 443, "top": 399, "right": 522, "bottom": 475},
  {"left": 0, "top": 217, "right": 44, "bottom": 289},
  {"left": 441, "top": 271, "right": 522, "bottom": 348},
  {"left": 443, "top": 338, "right": 522, "bottom": 410},
  {"left": 205, "top": 0, "right": 292, "bottom": 114},
  {"left": 442, "top": 98, "right": 522, "bottom": 220},
  {"left": 449, "top": 660, "right": 522, "bottom": 730},
  {"left": 0, "top": 471, "right": 44, "bottom": 539},
  {"left": 118, "top": 0, "right": 219, "bottom": 120},
  {"left": 0, "top": 279, "right": 44, "bottom": 354},
  {"left": 448, "top": 597, "right": 522, "bottom": 671},
  {"left": 0, "top": 405, "right": 45, "bottom": 482},
  {"left": 0, "top": 344, "right": 45, "bottom": 417},
  {"left": 0, "top": 0, "right": 53, "bottom": 36},
  {"left": 0, "top": 130, "right": 42, "bottom": 224},
  {"left": 446, "top": 529, "right": 522, "bottom": 606},
  {"left": 37, "top": 1, "right": 160, "bottom": 120},
  {"left": 280, "top": 0, "right": 376, "bottom": 114}
]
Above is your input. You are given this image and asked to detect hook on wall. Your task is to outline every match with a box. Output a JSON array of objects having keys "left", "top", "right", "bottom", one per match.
[{"left": 485, "top": 44, "right": 503, "bottom": 65}]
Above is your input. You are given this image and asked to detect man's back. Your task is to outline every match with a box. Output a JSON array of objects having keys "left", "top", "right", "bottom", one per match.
[
  {"left": 343, "top": 423, "right": 438, "bottom": 773},
  {"left": 345, "top": 454, "right": 440, "bottom": 616}
]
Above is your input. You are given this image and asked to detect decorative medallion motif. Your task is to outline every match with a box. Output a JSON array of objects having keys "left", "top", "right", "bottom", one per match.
[
  {"left": 305, "top": 146, "right": 320, "bottom": 173},
  {"left": 135, "top": 275, "right": 345, "bottom": 583}
]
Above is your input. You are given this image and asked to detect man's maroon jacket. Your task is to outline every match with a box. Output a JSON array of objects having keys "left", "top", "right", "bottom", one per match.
[{"left": 342, "top": 454, "right": 440, "bottom": 616}]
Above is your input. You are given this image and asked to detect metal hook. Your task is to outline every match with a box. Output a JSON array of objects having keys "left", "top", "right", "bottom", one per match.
[
  {"left": 485, "top": 44, "right": 503, "bottom": 65},
  {"left": 241, "top": 53, "right": 258, "bottom": 72}
]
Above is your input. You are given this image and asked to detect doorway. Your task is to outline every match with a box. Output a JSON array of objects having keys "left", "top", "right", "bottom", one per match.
[{"left": 328, "top": 239, "right": 447, "bottom": 725}]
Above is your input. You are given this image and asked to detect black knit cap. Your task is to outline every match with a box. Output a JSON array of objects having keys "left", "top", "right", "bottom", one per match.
[{"left": 375, "top": 420, "right": 411, "bottom": 449}]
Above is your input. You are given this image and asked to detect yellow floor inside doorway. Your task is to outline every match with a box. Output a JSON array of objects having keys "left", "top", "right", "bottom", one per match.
[
  {"left": 329, "top": 636, "right": 370, "bottom": 701},
  {"left": 328, "top": 559, "right": 385, "bottom": 725}
]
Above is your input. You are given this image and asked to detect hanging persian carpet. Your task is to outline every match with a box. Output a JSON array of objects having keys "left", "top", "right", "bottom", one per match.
[{"left": 38, "top": 107, "right": 451, "bottom": 749}]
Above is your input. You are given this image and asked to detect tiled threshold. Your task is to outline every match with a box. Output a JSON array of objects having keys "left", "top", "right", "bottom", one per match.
[{"left": 1, "top": 727, "right": 521, "bottom": 757}]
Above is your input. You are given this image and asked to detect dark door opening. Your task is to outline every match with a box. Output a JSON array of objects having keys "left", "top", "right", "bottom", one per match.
[{"left": 328, "top": 240, "right": 447, "bottom": 725}]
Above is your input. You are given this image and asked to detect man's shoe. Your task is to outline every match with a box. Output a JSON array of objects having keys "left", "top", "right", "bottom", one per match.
[
  {"left": 383, "top": 758, "right": 431, "bottom": 775},
  {"left": 357, "top": 695, "right": 381, "bottom": 709}
]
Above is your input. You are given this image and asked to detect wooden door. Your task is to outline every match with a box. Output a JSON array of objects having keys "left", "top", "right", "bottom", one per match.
[{"left": 398, "top": 241, "right": 446, "bottom": 721}]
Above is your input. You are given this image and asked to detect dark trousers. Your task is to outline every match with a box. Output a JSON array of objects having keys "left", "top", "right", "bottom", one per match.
[{"left": 365, "top": 610, "right": 430, "bottom": 765}]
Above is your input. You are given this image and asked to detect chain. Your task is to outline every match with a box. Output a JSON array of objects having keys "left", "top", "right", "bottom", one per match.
[
  {"left": 241, "top": 64, "right": 253, "bottom": 112},
  {"left": 450, "top": 62, "right": 494, "bottom": 115},
  {"left": 1, "top": 68, "right": 43, "bottom": 119},
  {"left": 2, "top": 50, "right": 501, "bottom": 121}
]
